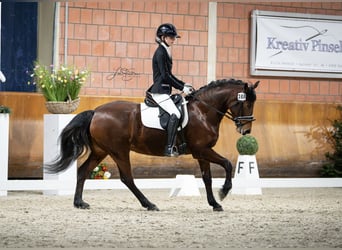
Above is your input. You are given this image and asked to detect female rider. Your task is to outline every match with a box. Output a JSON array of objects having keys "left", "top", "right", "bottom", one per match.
[{"left": 148, "top": 23, "right": 193, "bottom": 157}]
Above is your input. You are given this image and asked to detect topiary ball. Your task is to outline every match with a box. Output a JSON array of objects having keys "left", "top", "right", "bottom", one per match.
[{"left": 236, "top": 135, "right": 259, "bottom": 155}]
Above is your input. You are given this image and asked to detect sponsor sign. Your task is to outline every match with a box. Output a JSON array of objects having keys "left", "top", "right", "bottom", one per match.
[{"left": 251, "top": 10, "right": 342, "bottom": 78}]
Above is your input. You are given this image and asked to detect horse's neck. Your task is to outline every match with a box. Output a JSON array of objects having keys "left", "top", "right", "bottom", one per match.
[
  {"left": 190, "top": 88, "right": 234, "bottom": 121},
  {"left": 197, "top": 87, "right": 236, "bottom": 111}
]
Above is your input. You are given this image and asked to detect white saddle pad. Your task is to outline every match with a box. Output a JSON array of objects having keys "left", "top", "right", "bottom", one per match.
[{"left": 140, "top": 100, "right": 189, "bottom": 130}]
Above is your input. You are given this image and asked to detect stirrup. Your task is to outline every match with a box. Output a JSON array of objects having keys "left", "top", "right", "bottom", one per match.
[{"left": 164, "top": 146, "right": 179, "bottom": 157}]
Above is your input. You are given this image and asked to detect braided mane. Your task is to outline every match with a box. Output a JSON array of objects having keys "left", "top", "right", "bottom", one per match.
[{"left": 186, "top": 78, "right": 245, "bottom": 101}]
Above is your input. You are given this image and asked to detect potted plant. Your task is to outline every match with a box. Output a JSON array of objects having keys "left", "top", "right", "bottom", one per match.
[
  {"left": 90, "top": 162, "right": 112, "bottom": 179},
  {"left": 236, "top": 135, "right": 259, "bottom": 155},
  {"left": 29, "top": 62, "right": 90, "bottom": 114},
  {"left": 0, "top": 105, "right": 11, "bottom": 114},
  {"left": 321, "top": 105, "right": 342, "bottom": 177}
]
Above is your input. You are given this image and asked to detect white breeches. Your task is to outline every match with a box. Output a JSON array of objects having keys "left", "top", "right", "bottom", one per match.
[{"left": 151, "top": 93, "right": 181, "bottom": 119}]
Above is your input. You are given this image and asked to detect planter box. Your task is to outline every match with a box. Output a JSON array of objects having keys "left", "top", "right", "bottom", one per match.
[
  {"left": 0, "top": 114, "right": 9, "bottom": 196},
  {"left": 231, "top": 155, "right": 262, "bottom": 195},
  {"left": 43, "top": 114, "right": 76, "bottom": 195}
]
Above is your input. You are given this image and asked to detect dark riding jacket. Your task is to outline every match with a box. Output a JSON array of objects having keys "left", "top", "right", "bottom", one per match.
[{"left": 149, "top": 44, "right": 185, "bottom": 95}]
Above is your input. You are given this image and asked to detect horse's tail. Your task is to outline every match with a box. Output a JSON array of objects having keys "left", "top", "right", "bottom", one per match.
[{"left": 45, "top": 110, "right": 95, "bottom": 174}]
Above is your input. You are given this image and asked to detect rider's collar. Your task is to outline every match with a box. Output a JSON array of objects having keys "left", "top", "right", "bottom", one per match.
[{"left": 161, "top": 42, "right": 172, "bottom": 58}]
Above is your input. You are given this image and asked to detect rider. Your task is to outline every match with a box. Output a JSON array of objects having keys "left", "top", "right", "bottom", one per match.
[{"left": 148, "top": 23, "right": 194, "bottom": 157}]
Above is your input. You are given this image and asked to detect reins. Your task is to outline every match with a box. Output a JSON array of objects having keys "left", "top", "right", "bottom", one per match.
[{"left": 189, "top": 93, "right": 255, "bottom": 128}]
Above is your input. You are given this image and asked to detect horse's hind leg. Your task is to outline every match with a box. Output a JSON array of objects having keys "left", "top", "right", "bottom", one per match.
[
  {"left": 112, "top": 153, "right": 159, "bottom": 211},
  {"left": 74, "top": 152, "right": 106, "bottom": 209}
]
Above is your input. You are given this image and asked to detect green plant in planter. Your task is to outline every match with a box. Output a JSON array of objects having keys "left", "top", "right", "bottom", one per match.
[
  {"left": 236, "top": 135, "right": 259, "bottom": 155},
  {"left": 321, "top": 105, "right": 342, "bottom": 177},
  {"left": 0, "top": 105, "right": 11, "bottom": 114},
  {"left": 29, "top": 62, "right": 90, "bottom": 102}
]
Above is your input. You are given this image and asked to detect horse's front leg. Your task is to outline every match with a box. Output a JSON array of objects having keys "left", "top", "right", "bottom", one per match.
[
  {"left": 198, "top": 159, "right": 223, "bottom": 211},
  {"left": 195, "top": 148, "right": 233, "bottom": 211},
  {"left": 218, "top": 159, "right": 233, "bottom": 200}
]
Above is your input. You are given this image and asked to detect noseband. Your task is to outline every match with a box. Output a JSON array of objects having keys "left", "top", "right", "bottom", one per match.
[
  {"left": 225, "top": 102, "right": 255, "bottom": 128},
  {"left": 229, "top": 113, "right": 255, "bottom": 128}
]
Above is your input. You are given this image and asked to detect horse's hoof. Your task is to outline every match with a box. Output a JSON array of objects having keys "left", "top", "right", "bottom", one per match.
[
  {"left": 147, "top": 204, "right": 160, "bottom": 211},
  {"left": 74, "top": 201, "right": 90, "bottom": 209},
  {"left": 218, "top": 189, "right": 227, "bottom": 201},
  {"left": 219, "top": 186, "right": 231, "bottom": 201},
  {"left": 213, "top": 206, "right": 224, "bottom": 212}
]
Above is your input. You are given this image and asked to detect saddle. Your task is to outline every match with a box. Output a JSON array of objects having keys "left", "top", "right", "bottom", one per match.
[
  {"left": 144, "top": 91, "right": 185, "bottom": 129},
  {"left": 141, "top": 91, "right": 189, "bottom": 154}
]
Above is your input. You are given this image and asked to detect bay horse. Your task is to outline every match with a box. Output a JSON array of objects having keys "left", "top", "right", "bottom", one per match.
[{"left": 46, "top": 78, "right": 259, "bottom": 211}]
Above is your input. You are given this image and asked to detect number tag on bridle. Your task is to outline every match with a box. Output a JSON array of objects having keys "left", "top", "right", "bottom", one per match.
[{"left": 237, "top": 92, "right": 246, "bottom": 101}]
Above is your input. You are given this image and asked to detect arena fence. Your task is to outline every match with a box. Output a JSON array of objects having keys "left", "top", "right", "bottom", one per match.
[
  {"left": 1, "top": 177, "right": 342, "bottom": 197},
  {"left": 1, "top": 115, "right": 341, "bottom": 196}
]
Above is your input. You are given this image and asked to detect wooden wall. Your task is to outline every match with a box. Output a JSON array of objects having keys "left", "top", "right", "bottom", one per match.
[{"left": 0, "top": 92, "right": 338, "bottom": 178}]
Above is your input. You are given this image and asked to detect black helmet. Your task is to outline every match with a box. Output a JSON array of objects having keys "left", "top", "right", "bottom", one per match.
[{"left": 156, "top": 23, "right": 181, "bottom": 39}]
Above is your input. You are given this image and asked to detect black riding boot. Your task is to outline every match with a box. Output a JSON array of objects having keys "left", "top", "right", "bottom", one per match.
[{"left": 164, "top": 114, "right": 179, "bottom": 157}]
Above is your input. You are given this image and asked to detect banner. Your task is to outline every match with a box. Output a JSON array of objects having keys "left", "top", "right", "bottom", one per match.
[{"left": 252, "top": 11, "right": 342, "bottom": 78}]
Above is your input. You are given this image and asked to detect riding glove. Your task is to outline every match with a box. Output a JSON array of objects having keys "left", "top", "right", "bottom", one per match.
[{"left": 183, "top": 84, "right": 194, "bottom": 95}]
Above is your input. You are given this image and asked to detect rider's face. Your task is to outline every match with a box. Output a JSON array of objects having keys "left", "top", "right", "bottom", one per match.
[{"left": 164, "top": 36, "right": 176, "bottom": 46}]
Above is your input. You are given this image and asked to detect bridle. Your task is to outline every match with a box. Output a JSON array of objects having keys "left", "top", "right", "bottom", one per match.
[
  {"left": 190, "top": 93, "right": 255, "bottom": 129},
  {"left": 227, "top": 101, "right": 255, "bottom": 128}
]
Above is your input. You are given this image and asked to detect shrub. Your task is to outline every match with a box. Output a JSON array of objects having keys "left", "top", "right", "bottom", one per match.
[
  {"left": 236, "top": 135, "right": 259, "bottom": 155},
  {"left": 0, "top": 105, "right": 11, "bottom": 114},
  {"left": 321, "top": 105, "right": 342, "bottom": 177}
]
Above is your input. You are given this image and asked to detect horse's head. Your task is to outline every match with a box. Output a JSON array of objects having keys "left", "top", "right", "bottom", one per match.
[
  {"left": 228, "top": 81, "right": 259, "bottom": 135},
  {"left": 186, "top": 79, "right": 259, "bottom": 135}
]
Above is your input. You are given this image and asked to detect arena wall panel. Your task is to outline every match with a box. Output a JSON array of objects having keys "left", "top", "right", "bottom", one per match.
[{"left": 0, "top": 92, "right": 337, "bottom": 178}]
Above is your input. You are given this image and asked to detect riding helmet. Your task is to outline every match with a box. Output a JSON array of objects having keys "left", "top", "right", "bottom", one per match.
[{"left": 156, "top": 23, "right": 181, "bottom": 40}]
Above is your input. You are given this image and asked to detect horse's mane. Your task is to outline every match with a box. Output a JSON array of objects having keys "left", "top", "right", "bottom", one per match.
[{"left": 186, "top": 78, "right": 245, "bottom": 101}]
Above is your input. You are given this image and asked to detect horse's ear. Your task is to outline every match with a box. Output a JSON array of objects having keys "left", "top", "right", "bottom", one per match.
[{"left": 253, "top": 81, "right": 260, "bottom": 89}]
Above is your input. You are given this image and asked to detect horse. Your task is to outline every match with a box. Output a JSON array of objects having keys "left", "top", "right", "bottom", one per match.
[{"left": 46, "top": 78, "right": 259, "bottom": 211}]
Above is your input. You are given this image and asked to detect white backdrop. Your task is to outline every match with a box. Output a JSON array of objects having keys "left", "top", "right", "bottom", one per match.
[{"left": 251, "top": 10, "right": 342, "bottom": 78}]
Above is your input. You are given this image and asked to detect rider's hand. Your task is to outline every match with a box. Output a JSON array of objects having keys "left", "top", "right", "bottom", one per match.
[{"left": 183, "top": 84, "right": 194, "bottom": 95}]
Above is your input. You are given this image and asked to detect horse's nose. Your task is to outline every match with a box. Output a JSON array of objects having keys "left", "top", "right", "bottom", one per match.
[{"left": 242, "top": 129, "right": 251, "bottom": 135}]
